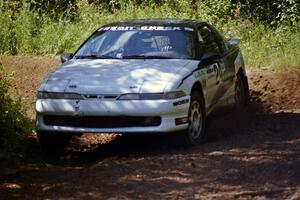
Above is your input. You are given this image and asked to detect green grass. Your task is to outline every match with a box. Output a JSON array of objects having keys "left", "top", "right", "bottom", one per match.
[{"left": 0, "top": 1, "right": 299, "bottom": 68}]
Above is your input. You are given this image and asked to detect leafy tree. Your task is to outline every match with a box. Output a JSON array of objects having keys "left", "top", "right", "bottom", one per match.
[{"left": 29, "top": 0, "right": 78, "bottom": 21}]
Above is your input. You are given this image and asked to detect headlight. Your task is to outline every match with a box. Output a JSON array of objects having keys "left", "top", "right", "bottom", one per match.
[
  {"left": 163, "top": 91, "right": 186, "bottom": 99},
  {"left": 117, "top": 91, "right": 186, "bottom": 100},
  {"left": 37, "top": 92, "right": 83, "bottom": 99}
]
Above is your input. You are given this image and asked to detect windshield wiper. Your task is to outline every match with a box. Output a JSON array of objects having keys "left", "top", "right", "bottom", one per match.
[
  {"left": 75, "top": 54, "right": 118, "bottom": 59},
  {"left": 122, "top": 55, "right": 174, "bottom": 59}
]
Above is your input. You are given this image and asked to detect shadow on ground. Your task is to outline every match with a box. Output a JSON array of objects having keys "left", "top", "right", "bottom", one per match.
[{"left": 1, "top": 94, "right": 300, "bottom": 199}]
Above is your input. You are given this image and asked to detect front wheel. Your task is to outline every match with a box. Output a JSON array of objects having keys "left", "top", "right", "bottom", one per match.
[
  {"left": 176, "top": 90, "right": 207, "bottom": 146},
  {"left": 37, "top": 131, "right": 72, "bottom": 154}
]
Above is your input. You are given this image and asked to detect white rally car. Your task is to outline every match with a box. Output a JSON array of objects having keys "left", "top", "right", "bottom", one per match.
[{"left": 36, "top": 19, "right": 249, "bottom": 151}]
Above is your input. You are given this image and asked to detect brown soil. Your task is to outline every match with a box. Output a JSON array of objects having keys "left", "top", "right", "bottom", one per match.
[
  {"left": 1, "top": 56, "right": 300, "bottom": 200},
  {"left": 0, "top": 56, "right": 60, "bottom": 119}
]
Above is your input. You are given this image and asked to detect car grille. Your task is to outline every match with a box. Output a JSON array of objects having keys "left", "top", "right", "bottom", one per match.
[
  {"left": 43, "top": 115, "right": 161, "bottom": 128},
  {"left": 83, "top": 94, "right": 119, "bottom": 100}
]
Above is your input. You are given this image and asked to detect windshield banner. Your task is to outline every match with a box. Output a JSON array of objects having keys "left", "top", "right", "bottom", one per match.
[{"left": 98, "top": 26, "right": 194, "bottom": 32}]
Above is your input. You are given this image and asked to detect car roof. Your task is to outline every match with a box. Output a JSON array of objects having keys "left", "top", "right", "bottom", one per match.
[{"left": 103, "top": 19, "right": 204, "bottom": 28}]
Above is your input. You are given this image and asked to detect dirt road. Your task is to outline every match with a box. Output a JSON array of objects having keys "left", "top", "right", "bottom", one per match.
[{"left": 0, "top": 56, "right": 300, "bottom": 199}]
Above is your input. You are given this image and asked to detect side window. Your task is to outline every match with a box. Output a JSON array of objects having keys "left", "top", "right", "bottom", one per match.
[{"left": 197, "top": 25, "right": 225, "bottom": 54}]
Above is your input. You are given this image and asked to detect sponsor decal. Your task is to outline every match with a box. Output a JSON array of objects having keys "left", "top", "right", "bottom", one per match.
[
  {"left": 173, "top": 99, "right": 189, "bottom": 106},
  {"left": 194, "top": 70, "right": 205, "bottom": 78},
  {"left": 69, "top": 84, "right": 77, "bottom": 88},
  {"left": 129, "top": 85, "right": 138, "bottom": 89},
  {"left": 98, "top": 26, "right": 194, "bottom": 32}
]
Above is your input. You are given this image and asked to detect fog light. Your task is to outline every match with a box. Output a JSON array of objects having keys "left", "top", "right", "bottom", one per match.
[{"left": 175, "top": 117, "right": 188, "bottom": 125}]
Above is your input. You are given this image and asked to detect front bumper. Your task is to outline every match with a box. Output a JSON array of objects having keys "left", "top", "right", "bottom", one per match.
[{"left": 35, "top": 96, "right": 190, "bottom": 133}]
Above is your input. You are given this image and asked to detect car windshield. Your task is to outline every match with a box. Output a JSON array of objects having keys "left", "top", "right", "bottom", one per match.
[{"left": 74, "top": 27, "right": 195, "bottom": 59}]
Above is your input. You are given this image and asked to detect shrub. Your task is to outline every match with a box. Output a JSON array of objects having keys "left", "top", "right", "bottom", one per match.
[{"left": 0, "top": 62, "right": 34, "bottom": 152}]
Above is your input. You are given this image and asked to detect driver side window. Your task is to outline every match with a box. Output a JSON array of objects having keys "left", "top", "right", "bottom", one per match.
[{"left": 197, "top": 25, "right": 225, "bottom": 55}]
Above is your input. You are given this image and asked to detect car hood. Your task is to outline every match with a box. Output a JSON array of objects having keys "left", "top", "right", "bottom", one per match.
[{"left": 41, "top": 59, "right": 192, "bottom": 94}]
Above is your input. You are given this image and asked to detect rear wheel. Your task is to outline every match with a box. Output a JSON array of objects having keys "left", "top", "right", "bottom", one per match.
[
  {"left": 37, "top": 131, "right": 72, "bottom": 154},
  {"left": 176, "top": 90, "right": 207, "bottom": 146},
  {"left": 235, "top": 74, "right": 249, "bottom": 109}
]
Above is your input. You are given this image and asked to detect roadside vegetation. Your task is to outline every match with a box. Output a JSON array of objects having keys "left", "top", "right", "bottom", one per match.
[
  {"left": 0, "top": 0, "right": 299, "bottom": 68},
  {"left": 0, "top": 62, "right": 34, "bottom": 153}
]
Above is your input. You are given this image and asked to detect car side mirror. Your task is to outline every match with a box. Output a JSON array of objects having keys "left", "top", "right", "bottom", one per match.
[
  {"left": 60, "top": 53, "right": 73, "bottom": 63},
  {"left": 227, "top": 38, "right": 240, "bottom": 47}
]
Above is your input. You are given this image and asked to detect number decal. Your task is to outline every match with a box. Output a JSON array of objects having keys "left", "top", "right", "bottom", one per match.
[{"left": 212, "top": 62, "right": 225, "bottom": 84}]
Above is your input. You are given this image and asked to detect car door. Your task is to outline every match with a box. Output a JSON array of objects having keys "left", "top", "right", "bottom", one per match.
[
  {"left": 196, "top": 25, "right": 228, "bottom": 111},
  {"left": 209, "top": 25, "right": 238, "bottom": 98}
]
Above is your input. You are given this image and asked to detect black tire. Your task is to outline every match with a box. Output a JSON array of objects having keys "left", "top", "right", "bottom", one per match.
[
  {"left": 37, "top": 131, "right": 72, "bottom": 154},
  {"left": 235, "top": 74, "right": 249, "bottom": 109},
  {"left": 175, "top": 90, "right": 207, "bottom": 146}
]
